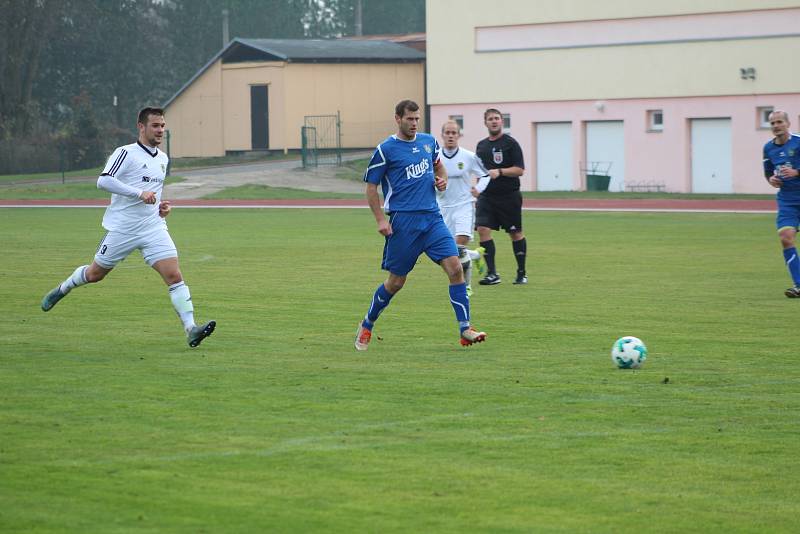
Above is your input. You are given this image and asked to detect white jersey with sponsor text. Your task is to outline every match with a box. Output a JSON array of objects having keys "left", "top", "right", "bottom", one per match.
[
  {"left": 437, "top": 147, "right": 489, "bottom": 208},
  {"left": 100, "top": 141, "right": 169, "bottom": 234}
]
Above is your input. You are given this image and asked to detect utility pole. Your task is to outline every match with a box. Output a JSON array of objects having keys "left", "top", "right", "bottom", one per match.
[
  {"left": 354, "top": 0, "right": 362, "bottom": 36},
  {"left": 222, "top": 9, "right": 230, "bottom": 47}
]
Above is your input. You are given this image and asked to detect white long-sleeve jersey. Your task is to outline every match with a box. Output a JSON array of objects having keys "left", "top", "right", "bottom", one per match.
[{"left": 97, "top": 141, "right": 169, "bottom": 234}]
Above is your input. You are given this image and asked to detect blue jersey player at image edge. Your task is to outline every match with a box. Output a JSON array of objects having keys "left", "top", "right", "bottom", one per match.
[{"left": 762, "top": 109, "right": 800, "bottom": 298}]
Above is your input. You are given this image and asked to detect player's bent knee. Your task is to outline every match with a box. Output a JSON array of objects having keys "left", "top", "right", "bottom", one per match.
[
  {"left": 441, "top": 256, "right": 464, "bottom": 280},
  {"left": 778, "top": 228, "right": 797, "bottom": 248},
  {"left": 164, "top": 274, "right": 184, "bottom": 285},
  {"left": 158, "top": 268, "right": 184, "bottom": 286},
  {"left": 385, "top": 275, "right": 406, "bottom": 294}
]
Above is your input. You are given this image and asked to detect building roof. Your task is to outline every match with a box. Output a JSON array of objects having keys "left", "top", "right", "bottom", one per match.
[
  {"left": 228, "top": 38, "right": 425, "bottom": 63},
  {"left": 340, "top": 32, "right": 426, "bottom": 51},
  {"left": 164, "top": 37, "right": 425, "bottom": 108}
]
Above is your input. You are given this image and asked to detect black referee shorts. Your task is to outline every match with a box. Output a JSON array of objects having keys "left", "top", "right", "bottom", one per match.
[{"left": 475, "top": 192, "right": 523, "bottom": 233}]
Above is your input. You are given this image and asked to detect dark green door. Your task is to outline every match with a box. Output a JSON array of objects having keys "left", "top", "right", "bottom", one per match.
[{"left": 250, "top": 85, "right": 269, "bottom": 149}]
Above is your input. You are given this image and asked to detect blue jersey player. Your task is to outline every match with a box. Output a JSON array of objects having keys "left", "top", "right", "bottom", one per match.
[
  {"left": 354, "top": 100, "right": 486, "bottom": 350},
  {"left": 763, "top": 110, "right": 800, "bottom": 297}
]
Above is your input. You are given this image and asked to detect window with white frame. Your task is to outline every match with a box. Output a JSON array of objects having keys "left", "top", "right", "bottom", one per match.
[
  {"left": 757, "top": 106, "right": 774, "bottom": 129},
  {"left": 647, "top": 110, "right": 663, "bottom": 132},
  {"left": 449, "top": 114, "right": 464, "bottom": 133},
  {"left": 502, "top": 113, "right": 511, "bottom": 133}
]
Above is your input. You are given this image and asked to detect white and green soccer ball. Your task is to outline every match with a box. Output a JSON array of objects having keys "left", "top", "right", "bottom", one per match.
[{"left": 611, "top": 336, "right": 647, "bottom": 369}]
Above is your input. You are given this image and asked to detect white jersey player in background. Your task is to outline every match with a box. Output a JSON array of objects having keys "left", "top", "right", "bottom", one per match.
[
  {"left": 437, "top": 120, "right": 489, "bottom": 294},
  {"left": 41, "top": 107, "right": 215, "bottom": 348}
]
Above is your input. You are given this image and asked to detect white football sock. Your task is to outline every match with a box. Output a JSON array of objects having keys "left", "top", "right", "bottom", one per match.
[
  {"left": 458, "top": 246, "right": 472, "bottom": 286},
  {"left": 59, "top": 265, "right": 89, "bottom": 294},
  {"left": 168, "top": 281, "right": 195, "bottom": 332}
]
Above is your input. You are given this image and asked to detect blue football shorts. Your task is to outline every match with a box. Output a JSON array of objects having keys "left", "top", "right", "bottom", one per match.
[
  {"left": 381, "top": 211, "right": 458, "bottom": 276},
  {"left": 776, "top": 199, "right": 800, "bottom": 232}
]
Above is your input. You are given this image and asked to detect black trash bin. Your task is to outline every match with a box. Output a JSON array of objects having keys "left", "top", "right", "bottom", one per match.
[{"left": 586, "top": 174, "right": 610, "bottom": 191}]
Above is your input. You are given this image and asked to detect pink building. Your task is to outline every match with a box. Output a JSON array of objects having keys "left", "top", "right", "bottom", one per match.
[{"left": 426, "top": 1, "right": 800, "bottom": 193}]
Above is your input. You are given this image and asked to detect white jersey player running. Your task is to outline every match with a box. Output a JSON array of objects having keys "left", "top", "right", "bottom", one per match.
[
  {"left": 41, "top": 107, "right": 215, "bottom": 348},
  {"left": 437, "top": 120, "right": 489, "bottom": 294}
]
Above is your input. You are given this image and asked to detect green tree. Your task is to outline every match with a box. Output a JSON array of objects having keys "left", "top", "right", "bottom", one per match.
[
  {"left": 337, "top": 0, "right": 425, "bottom": 36},
  {"left": 0, "top": 0, "right": 61, "bottom": 137},
  {"left": 0, "top": 0, "right": 427, "bottom": 173}
]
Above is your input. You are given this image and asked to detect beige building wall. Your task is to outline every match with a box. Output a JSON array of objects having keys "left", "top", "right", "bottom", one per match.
[
  {"left": 164, "top": 61, "right": 224, "bottom": 157},
  {"left": 220, "top": 61, "right": 287, "bottom": 152},
  {"left": 284, "top": 63, "right": 425, "bottom": 149},
  {"left": 165, "top": 59, "right": 424, "bottom": 156},
  {"left": 427, "top": 0, "right": 800, "bottom": 105}
]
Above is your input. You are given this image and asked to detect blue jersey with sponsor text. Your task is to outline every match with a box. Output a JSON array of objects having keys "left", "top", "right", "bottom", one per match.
[
  {"left": 364, "top": 133, "right": 441, "bottom": 213},
  {"left": 763, "top": 133, "right": 800, "bottom": 202}
]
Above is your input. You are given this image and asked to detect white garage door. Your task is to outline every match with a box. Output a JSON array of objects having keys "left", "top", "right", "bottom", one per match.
[
  {"left": 536, "top": 122, "right": 573, "bottom": 191},
  {"left": 691, "top": 118, "right": 732, "bottom": 193},
  {"left": 586, "top": 121, "right": 625, "bottom": 192}
]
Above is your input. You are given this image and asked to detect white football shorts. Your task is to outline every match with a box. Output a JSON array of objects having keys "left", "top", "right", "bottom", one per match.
[
  {"left": 94, "top": 227, "right": 178, "bottom": 268},
  {"left": 441, "top": 202, "right": 476, "bottom": 239}
]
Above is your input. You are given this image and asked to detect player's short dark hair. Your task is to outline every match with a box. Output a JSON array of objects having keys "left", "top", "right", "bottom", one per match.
[
  {"left": 484, "top": 108, "right": 502, "bottom": 120},
  {"left": 395, "top": 100, "right": 419, "bottom": 118},
  {"left": 138, "top": 107, "right": 165, "bottom": 125}
]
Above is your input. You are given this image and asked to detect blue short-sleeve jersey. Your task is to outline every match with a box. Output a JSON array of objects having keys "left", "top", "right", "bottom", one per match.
[
  {"left": 364, "top": 133, "right": 441, "bottom": 213},
  {"left": 763, "top": 133, "right": 800, "bottom": 202}
]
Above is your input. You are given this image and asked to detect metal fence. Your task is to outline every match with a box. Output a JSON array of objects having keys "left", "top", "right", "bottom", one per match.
[{"left": 301, "top": 113, "right": 342, "bottom": 168}]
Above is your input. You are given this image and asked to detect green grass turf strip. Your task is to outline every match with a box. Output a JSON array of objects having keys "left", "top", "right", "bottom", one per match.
[
  {"left": 0, "top": 177, "right": 184, "bottom": 200},
  {"left": 1, "top": 208, "right": 797, "bottom": 532},
  {"left": 202, "top": 185, "right": 362, "bottom": 200}
]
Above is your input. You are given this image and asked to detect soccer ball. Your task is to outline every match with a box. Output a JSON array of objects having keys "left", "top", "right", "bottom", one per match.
[{"left": 611, "top": 336, "right": 647, "bottom": 369}]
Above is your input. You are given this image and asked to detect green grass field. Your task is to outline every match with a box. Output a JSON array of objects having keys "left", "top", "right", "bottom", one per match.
[
  {"left": 1, "top": 207, "right": 798, "bottom": 532},
  {"left": 0, "top": 167, "right": 105, "bottom": 185},
  {"left": 0, "top": 176, "right": 774, "bottom": 202},
  {"left": 0, "top": 177, "right": 185, "bottom": 200}
]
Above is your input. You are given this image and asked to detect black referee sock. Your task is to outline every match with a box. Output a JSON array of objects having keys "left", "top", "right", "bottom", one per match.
[
  {"left": 513, "top": 238, "right": 527, "bottom": 274},
  {"left": 480, "top": 239, "right": 496, "bottom": 275}
]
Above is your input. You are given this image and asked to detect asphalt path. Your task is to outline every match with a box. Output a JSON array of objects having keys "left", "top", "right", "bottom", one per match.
[{"left": 1, "top": 152, "right": 372, "bottom": 199}]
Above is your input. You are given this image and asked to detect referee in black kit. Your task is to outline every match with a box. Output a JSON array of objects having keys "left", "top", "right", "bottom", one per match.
[{"left": 475, "top": 108, "right": 528, "bottom": 285}]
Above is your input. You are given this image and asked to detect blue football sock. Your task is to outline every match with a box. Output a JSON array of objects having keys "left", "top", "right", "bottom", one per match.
[
  {"left": 364, "top": 283, "right": 394, "bottom": 327},
  {"left": 783, "top": 247, "right": 800, "bottom": 286},
  {"left": 448, "top": 282, "right": 471, "bottom": 332}
]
